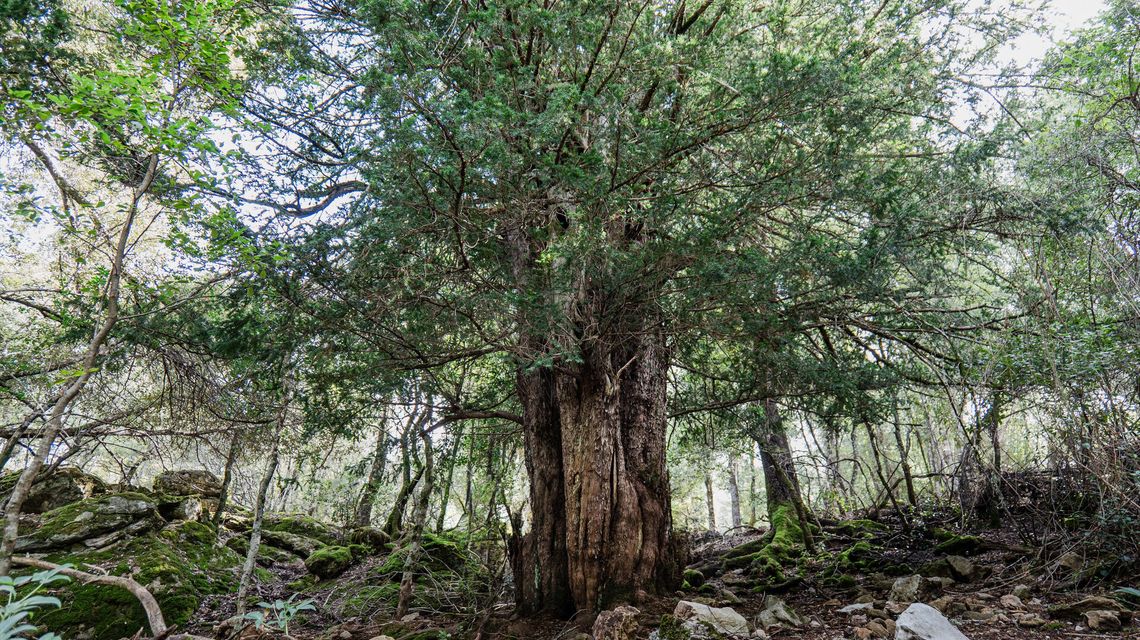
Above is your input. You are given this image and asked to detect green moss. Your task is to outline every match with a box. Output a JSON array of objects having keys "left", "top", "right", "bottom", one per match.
[
  {"left": 421, "top": 531, "right": 466, "bottom": 569},
  {"left": 934, "top": 534, "right": 983, "bottom": 555},
  {"left": 305, "top": 545, "right": 355, "bottom": 579},
  {"left": 832, "top": 519, "right": 888, "bottom": 538},
  {"left": 263, "top": 513, "right": 340, "bottom": 545},
  {"left": 226, "top": 535, "right": 299, "bottom": 566},
  {"left": 38, "top": 528, "right": 245, "bottom": 639},
  {"left": 340, "top": 582, "right": 401, "bottom": 616},
  {"left": 24, "top": 492, "right": 159, "bottom": 546},
  {"left": 681, "top": 568, "right": 705, "bottom": 590},
  {"left": 655, "top": 615, "right": 723, "bottom": 640}
]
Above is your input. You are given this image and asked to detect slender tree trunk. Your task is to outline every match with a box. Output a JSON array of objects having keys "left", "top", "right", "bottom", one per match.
[
  {"left": 891, "top": 403, "right": 918, "bottom": 508},
  {"left": 0, "top": 158, "right": 154, "bottom": 575},
  {"left": 396, "top": 422, "right": 434, "bottom": 619},
  {"left": 748, "top": 447, "right": 758, "bottom": 527},
  {"left": 555, "top": 328, "right": 674, "bottom": 610},
  {"left": 435, "top": 432, "right": 462, "bottom": 532},
  {"left": 753, "top": 399, "right": 815, "bottom": 552},
  {"left": 704, "top": 471, "right": 717, "bottom": 532},
  {"left": 727, "top": 452, "right": 742, "bottom": 529},
  {"left": 213, "top": 431, "right": 241, "bottom": 534},
  {"left": 355, "top": 418, "right": 389, "bottom": 527},
  {"left": 236, "top": 428, "right": 281, "bottom": 616}
]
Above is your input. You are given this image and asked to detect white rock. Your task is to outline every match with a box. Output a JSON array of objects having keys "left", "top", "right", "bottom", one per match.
[
  {"left": 756, "top": 596, "right": 804, "bottom": 629},
  {"left": 674, "top": 600, "right": 750, "bottom": 638},
  {"left": 895, "top": 602, "right": 971, "bottom": 640},
  {"left": 838, "top": 602, "right": 875, "bottom": 614},
  {"left": 889, "top": 575, "right": 928, "bottom": 603}
]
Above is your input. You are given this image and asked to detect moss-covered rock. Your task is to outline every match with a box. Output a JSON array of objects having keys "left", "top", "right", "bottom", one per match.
[
  {"left": 261, "top": 529, "right": 326, "bottom": 557},
  {"left": 36, "top": 521, "right": 245, "bottom": 639},
  {"left": 263, "top": 513, "right": 341, "bottom": 545},
  {"left": 831, "top": 519, "right": 888, "bottom": 539},
  {"left": 931, "top": 529, "right": 984, "bottom": 555},
  {"left": 305, "top": 545, "right": 355, "bottom": 579},
  {"left": 152, "top": 470, "right": 221, "bottom": 498},
  {"left": 15, "top": 492, "right": 161, "bottom": 552},
  {"left": 681, "top": 569, "right": 705, "bottom": 590},
  {"left": 348, "top": 525, "right": 391, "bottom": 552},
  {"left": 0, "top": 467, "right": 106, "bottom": 514},
  {"left": 225, "top": 535, "right": 300, "bottom": 566}
]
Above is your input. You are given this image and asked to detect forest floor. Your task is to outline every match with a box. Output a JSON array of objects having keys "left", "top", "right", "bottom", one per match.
[{"left": 209, "top": 507, "right": 1139, "bottom": 640}]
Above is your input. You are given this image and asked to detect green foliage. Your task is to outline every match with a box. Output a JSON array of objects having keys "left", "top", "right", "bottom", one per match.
[
  {"left": 243, "top": 595, "right": 315, "bottom": 634},
  {"left": 0, "top": 566, "right": 70, "bottom": 640}
]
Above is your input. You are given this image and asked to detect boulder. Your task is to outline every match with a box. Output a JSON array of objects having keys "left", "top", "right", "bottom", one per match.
[
  {"left": 225, "top": 535, "right": 300, "bottom": 566},
  {"left": 593, "top": 605, "right": 640, "bottom": 640},
  {"left": 153, "top": 470, "right": 221, "bottom": 497},
  {"left": 1084, "top": 610, "right": 1121, "bottom": 631},
  {"left": 37, "top": 520, "right": 244, "bottom": 639},
  {"left": 305, "top": 545, "right": 355, "bottom": 579},
  {"left": 15, "top": 492, "right": 161, "bottom": 552},
  {"left": 1055, "top": 551, "right": 1083, "bottom": 573},
  {"left": 675, "top": 600, "right": 750, "bottom": 637},
  {"left": 895, "top": 603, "right": 971, "bottom": 640},
  {"left": 263, "top": 513, "right": 341, "bottom": 545},
  {"left": 888, "top": 575, "right": 934, "bottom": 604},
  {"left": 1010, "top": 584, "right": 1031, "bottom": 600},
  {"left": 0, "top": 467, "right": 106, "bottom": 514},
  {"left": 157, "top": 495, "right": 203, "bottom": 522},
  {"left": 348, "top": 525, "right": 391, "bottom": 552},
  {"left": 838, "top": 602, "right": 875, "bottom": 614},
  {"left": 754, "top": 596, "right": 802, "bottom": 630},
  {"left": 945, "top": 556, "right": 979, "bottom": 582},
  {"left": 260, "top": 529, "right": 326, "bottom": 557}
]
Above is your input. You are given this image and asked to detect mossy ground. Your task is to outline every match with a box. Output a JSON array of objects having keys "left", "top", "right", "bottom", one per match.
[{"left": 36, "top": 521, "right": 246, "bottom": 639}]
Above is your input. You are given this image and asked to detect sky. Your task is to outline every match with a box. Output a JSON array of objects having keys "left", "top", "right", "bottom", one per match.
[{"left": 1010, "top": 0, "right": 1108, "bottom": 65}]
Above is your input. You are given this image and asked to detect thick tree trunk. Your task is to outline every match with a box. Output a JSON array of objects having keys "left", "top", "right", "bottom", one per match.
[
  {"left": 510, "top": 364, "right": 572, "bottom": 616},
  {"left": 556, "top": 329, "right": 674, "bottom": 611},
  {"left": 705, "top": 471, "right": 717, "bottom": 531},
  {"left": 728, "top": 453, "right": 742, "bottom": 529},
  {"left": 355, "top": 420, "right": 389, "bottom": 527}
]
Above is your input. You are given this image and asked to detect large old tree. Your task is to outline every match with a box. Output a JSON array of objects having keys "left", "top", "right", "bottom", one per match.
[{"left": 222, "top": 0, "right": 1025, "bottom": 614}]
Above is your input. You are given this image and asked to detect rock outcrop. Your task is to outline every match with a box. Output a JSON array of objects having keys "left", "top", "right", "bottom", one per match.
[
  {"left": 152, "top": 469, "right": 222, "bottom": 497},
  {"left": 15, "top": 492, "right": 161, "bottom": 552},
  {"left": 0, "top": 466, "right": 106, "bottom": 513}
]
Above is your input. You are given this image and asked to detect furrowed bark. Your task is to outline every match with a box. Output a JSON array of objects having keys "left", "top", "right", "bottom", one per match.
[
  {"left": 557, "top": 327, "right": 674, "bottom": 611},
  {"left": 510, "top": 363, "right": 571, "bottom": 616}
]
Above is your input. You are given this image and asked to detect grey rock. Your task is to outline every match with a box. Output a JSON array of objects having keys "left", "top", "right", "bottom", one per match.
[
  {"left": 895, "top": 603, "right": 970, "bottom": 640},
  {"left": 675, "top": 600, "right": 750, "bottom": 637},
  {"left": 889, "top": 575, "right": 930, "bottom": 603},
  {"left": 755, "top": 596, "right": 803, "bottom": 630},
  {"left": 594, "top": 605, "right": 640, "bottom": 640},
  {"left": 153, "top": 469, "right": 222, "bottom": 497},
  {"left": 14, "top": 492, "right": 160, "bottom": 552}
]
